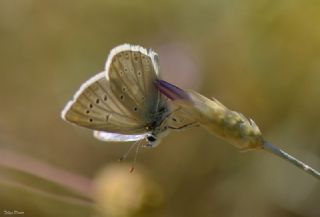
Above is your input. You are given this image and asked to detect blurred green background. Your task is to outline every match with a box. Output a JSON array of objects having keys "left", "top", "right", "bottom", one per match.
[{"left": 0, "top": 1, "right": 319, "bottom": 217}]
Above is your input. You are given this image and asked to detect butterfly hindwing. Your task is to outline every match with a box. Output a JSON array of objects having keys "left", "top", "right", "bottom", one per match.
[
  {"left": 165, "top": 101, "right": 199, "bottom": 130},
  {"left": 93, "top": 131, "right": 147, "bottom": 142}
]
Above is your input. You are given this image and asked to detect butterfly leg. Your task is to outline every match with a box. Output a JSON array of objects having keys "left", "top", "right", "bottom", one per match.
[{"left": 168, "top": 121, "right": 199, "bottom": 130}]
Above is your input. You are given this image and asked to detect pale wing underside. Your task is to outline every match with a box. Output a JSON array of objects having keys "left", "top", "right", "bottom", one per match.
[
  {"left": 93, "top": 131, "right": 147, "bottom": 142},
  {"left": 106, "top": 44, "right": 163, "bottom": 123},
  {"left": 61, "top": 72, "right": 148, "bottom": 134},
  {"left": 61, "top": 44, "right": 164, "bottom": 135}
]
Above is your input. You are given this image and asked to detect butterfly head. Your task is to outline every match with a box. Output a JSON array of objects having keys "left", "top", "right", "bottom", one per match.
[
  {"left": 144, "top": 134, "right": 158, "bottom": 148},
  {"left": 144, "top": 126, "right": 169, "bottom": 148}
]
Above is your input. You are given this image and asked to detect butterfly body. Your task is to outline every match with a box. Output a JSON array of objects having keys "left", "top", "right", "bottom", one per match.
[{"left": 62, "top": 44, "right": 196, "bottom": 148}]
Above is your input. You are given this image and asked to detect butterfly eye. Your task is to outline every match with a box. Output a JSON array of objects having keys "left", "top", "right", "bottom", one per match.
[{"left": 146, "top": 135, "right": 156, "bottom": 143}]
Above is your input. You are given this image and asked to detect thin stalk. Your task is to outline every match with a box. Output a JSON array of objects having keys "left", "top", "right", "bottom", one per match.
[{"left": 262, "top": 141, "right": 320, "bottom": 180}]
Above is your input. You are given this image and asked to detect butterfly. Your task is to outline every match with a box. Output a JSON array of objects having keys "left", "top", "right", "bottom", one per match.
[{"left": 61, "top": 44, "right": 197, "bottom": 148}]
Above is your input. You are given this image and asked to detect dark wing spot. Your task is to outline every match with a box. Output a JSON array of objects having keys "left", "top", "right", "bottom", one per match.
[
  {"left": 104, "top": 95, "right": 107, "bottom": 101},
  {"left": 137, "top": 71, "right": 142, "bottom": 76},
  {"left": 172, "top": 118, "right": 177, "bottom": 122},
  {"left": 133, "top": 107, "right": 138, "bottom": 111},
  {"left": 89, "top": 118, "right": 93, "bottom": 122},
  {"left": 96, "top": 99, "right": 100, "bottom": 104},
  {"left": 122, "top": 87, "right": 127, "bottom": 92},
  {"left": 89, "top": 104, "right": 93, "bottom": 108},
  {"left": 120, "top": 95, "right": 124, "bottom": 100},
  {"left": 86, "top": 110, "right": 90, "bottom": 114}
]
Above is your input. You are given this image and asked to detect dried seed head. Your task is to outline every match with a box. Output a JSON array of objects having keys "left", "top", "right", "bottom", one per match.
[
  {"left": 178, "top": 90, "right": 264, "bottom": 150},
  {"left": 156, "top": 80, "right": 264, "bottom": 150}
]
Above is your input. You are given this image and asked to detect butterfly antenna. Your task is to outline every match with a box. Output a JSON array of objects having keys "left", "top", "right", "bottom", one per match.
[
  {"left": 119, "top": 140, "right": 140, "bottom": 162},
  {"left": 130, "top": 140, "right": 143, "bottom": 173}
]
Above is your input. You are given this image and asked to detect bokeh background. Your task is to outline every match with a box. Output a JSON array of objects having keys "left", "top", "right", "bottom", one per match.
[{"left": 0, "top": 1, "right": 319, "bottom": 217}]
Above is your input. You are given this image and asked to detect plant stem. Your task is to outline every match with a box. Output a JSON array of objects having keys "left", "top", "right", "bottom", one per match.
[{"left": 262, "top": 141, "right": 320, "bottom": 180}]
